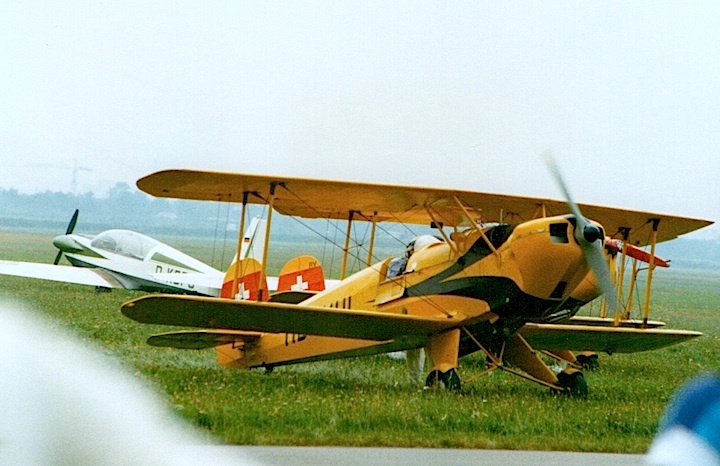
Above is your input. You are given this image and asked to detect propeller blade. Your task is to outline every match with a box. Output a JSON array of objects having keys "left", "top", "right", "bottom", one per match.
[
  {"left": 53, "top": 250, "right": 64, "bottom": 266},
  {"left": 66, "top": 209, "right": 79, "bottom": 235},
  {"left": 54, "top": 209, "right": 80, "bottom": 265},
  {"left": 544, "top": 152, "right": 619, "bottom": 318},
  {"left": 543, "top": 151, "right": 584, "bottom": 227}
]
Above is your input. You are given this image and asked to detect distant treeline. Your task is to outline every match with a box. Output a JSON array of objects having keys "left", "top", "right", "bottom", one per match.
[
  {"left": 1, "top": 183, "right": 717, "bottom": 270},
  {"left": 0, "top": 183, "right": 419, "bottom": 248},
  {"left": 0, "top": 182, "right": 245, "bottom": 236}
]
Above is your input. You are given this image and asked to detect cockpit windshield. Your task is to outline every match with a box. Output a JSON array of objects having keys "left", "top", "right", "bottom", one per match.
[{"left": 91, "top": 230, "right": 160, "bottom": 260}]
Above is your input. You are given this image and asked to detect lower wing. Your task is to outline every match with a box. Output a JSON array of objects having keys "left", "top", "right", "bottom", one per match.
[
  {"left": 520, "top": 322, "right": 702, "bottom": 354},
  {"left": 564, "top": 316, "right": 666, "bottom": 328},
  {"left": 121, "top": 294, "right": 462, "bottom": 341}
]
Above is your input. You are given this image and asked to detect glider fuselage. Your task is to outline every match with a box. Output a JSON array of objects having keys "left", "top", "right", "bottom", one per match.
[{"left": 56, "top": 230, "right": 223, "bottom": 295}]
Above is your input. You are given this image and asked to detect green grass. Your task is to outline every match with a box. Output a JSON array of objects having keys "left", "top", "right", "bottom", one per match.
[{"left": 1, "top": 231, "right": 718, "bottom": 453}]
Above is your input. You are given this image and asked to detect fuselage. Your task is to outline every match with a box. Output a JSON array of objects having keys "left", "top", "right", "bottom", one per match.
[
  {"left": 54, "top": 229, "right": 224, "bottom": 295},
  {"left": 218, "top": 215, "right": 602, "bottom": 369}
]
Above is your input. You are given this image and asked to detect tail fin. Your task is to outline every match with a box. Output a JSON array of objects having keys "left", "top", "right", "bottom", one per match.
[
  {"left": 238, "top": 217, "right": 267, "bottom": 262},
  {"left": 216, "top": 257, "right": 267, "bottom": 368},
  {"left": 221, "top": 257, "right": 269, "bottom": 301},
  {"left": 276, "top": 255, "right": 326, "bottom": 292}
]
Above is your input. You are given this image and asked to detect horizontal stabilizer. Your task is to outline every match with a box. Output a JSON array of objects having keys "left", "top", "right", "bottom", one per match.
[
  {"left": 520, "top": 322, "right": 702, "bottom": 354},
  {"left": 122, "top": 294, "right": 460, "bottom": 341},
  {"left": 605, "top": 239, "right": 670, "bottom": 267},
  {"left": 147, "top": 329, "right": 262, "bottom": 350}
]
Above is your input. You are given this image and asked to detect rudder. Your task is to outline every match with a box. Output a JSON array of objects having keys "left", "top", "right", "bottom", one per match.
[{"left": 276, "top": 255, "right": 326, "bottom": 292}]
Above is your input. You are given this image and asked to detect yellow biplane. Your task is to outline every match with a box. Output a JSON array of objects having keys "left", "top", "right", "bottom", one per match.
[{"left": 122, "top": 164, "right": 712, "bottom": 395}]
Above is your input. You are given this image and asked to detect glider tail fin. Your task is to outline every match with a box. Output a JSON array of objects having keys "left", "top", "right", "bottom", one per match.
[{"left": 239, "top": 217, "right": 267, "bottom": 262}]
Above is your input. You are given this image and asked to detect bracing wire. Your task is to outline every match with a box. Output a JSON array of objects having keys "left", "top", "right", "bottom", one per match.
[
  {"left": 277, "top": 184, "right": 432, "bottom": 277},
  {"left": 266, "top": 184, "right": 478, "bottom": 320}
]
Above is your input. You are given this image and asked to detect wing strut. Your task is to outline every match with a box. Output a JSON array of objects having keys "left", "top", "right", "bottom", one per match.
[
  {"left": 340, "top": 210, "right": 354, "bottom": 279},
  {"left": 424, "top": 206, "right": 456, "bottom": 253},
  {"left": 230, "top": 191, "right": 250, "bottom": 301},
  {"left": 453, "top": 196, "right": 499, "bottom": 258},
  {"left": 258, "top": 182, "right": 278, "bottom": 301},
  {"left": 624, "top": 256, "right": 639, "bottom": 317},
  {"left": 642, "top": 219, "right": 660, "bottom": 325},
  {"left": 615, "top": 227, "right": 631, "bottom": 319},
  {"left": 366, "top": 212, "right": 377, "bottom": 266}
]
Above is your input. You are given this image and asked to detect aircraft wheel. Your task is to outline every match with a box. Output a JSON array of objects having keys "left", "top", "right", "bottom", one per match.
[
  {"left": 425, "top": 368, "right": 461, "bottom": 392},
  {"left": 556, "top": 369, "right": 588, "bottom": 398},
  {"left": 575, "top": 352, "right": 599, "bottom": 370}
]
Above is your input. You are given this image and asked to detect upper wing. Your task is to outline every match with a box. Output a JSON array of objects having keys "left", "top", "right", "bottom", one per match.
[
  {"left": 122, "top": 294, "right": 463, "bottom": 341},
  {"left": 0, "top": 260, "right": 122, "bottom": 288},
  {"left": 136, "top": 169, "right": 712, "bottom": 245},
  {"left": 520, "top": 322, "right": 702, "bottom": 354}
]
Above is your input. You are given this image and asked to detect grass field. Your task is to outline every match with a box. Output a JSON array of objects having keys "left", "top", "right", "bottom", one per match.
[{"left": 1, "top": 230, "right": 718, "bottom": 453}]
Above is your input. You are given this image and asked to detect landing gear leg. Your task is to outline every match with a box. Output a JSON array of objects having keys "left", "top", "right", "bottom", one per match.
[
  {"left": 424, "top": 329, "right": 461, "bottom": 392},
  {"left": 463, "top": 330, "right": 591, "bottom": 397}
]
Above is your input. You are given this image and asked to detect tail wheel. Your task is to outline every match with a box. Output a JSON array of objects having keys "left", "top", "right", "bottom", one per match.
[
  {"left": 425, "top": 368, "right": 461, "bottom": 392},
  {"left": 556, "top": 369, "right": 588, "bottom": 397}
]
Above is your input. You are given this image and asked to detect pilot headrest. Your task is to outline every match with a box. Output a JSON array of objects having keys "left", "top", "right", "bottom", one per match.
[{"left": 406, "top": 235, "right": 442, "bottom": 257}]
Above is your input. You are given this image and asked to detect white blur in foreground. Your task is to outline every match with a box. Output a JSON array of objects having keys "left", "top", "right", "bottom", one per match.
[{"left": 0, "top": 302, "right": 256, "bottom": 465}]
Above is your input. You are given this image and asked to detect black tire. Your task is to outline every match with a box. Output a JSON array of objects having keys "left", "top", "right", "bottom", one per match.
[
  {"left": 576, "top": 353, "right": 599, "bottom": 371},
  {"left": 425, "top": 368, "right": 461, "bottom": 392},
  {"left": 556, "top": 369, "right": 588, "bottom": 397}
]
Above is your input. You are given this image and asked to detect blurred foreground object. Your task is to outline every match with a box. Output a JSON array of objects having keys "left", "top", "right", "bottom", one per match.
[
  {"left": 646, "top": 374, "right": 720, "bottom": 465},
  {"left": 0, "top": 302, "right": 253, "bottom": 465}
]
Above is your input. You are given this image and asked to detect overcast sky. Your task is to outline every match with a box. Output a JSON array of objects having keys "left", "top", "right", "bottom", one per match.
[{"left": 2, "top": 1, "right": 718, "bottom": 235}]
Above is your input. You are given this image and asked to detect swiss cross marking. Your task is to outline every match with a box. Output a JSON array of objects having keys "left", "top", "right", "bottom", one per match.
[{"left": 291, "top": 275, "right": 309, "bottom": 291}]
